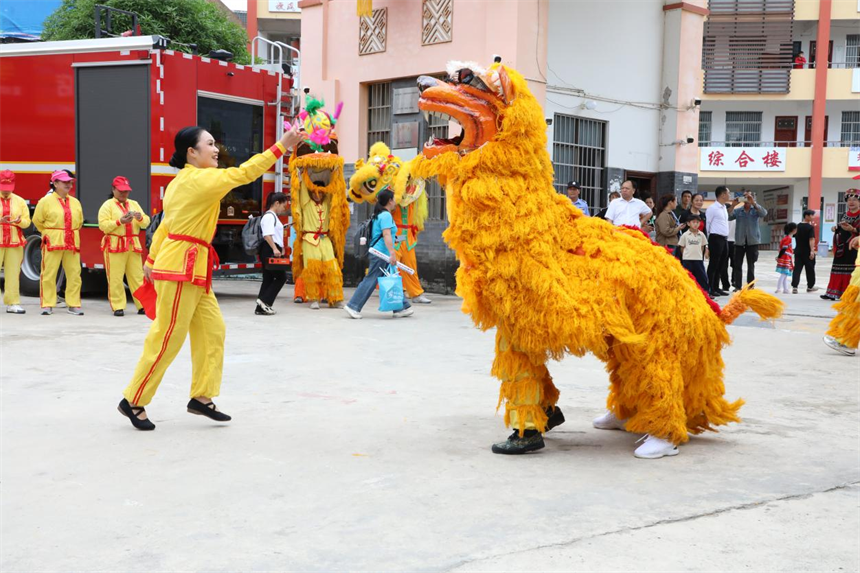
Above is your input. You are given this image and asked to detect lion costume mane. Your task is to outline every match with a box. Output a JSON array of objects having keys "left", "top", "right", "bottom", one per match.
[
  {"left": 289, "top": 96, "right": 350, "bottom": 304},
  {"left": 411, "top": 60, "right": 784, "bottom": 446}
]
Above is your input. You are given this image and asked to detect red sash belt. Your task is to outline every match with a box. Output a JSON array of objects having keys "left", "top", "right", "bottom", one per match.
[
  {"left": 43, "top": 226, "right": 77, "bottom": 250},
  {"left": 303, "top": 230, "right": 329, "bottom": 240},
  {"left": 168, "top": 233, "right": 219, "bottom": 293},
  {"left": 396, "top": 224, "right": 418, "bottom": 233}
]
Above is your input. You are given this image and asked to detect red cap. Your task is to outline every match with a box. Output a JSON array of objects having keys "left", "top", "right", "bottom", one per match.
[
  {"left": 51, "top": 170, "right": 75, "bottom": 183},
  {"left": 113, "top": 176, "right": 132, "bottom": 191},
  {"left": 0, "top": 169, "right": 14, "bottom": 192}
]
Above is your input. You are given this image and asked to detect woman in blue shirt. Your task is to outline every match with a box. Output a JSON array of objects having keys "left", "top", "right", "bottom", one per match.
[{"left": 344, "top": 189, "right": 413, "bottom": 319}]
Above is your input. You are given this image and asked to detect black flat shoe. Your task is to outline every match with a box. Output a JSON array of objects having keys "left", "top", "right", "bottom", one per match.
[
  {"left": 114, "top": 309, "right": 124, "bottom": 317},
  {"left": 545, "top": 406, "right": 565, "bottom": 432},
  {"left": 187, "top": 399, "right": 231, "bottom": 422},
  {"left": 117, "top": 398, "right": 155, "bottom": 431},
  {"left": 138, "top": 308, "right": 146, "bottom": 315},
  {"left": 491, "top": 429, "right": 545, "bottom": 455}
]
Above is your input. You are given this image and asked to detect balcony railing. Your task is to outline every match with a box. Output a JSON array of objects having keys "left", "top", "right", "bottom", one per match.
[
  {"left": 793, "top": 60, "right": 860, "bottom": 69},
  {"left": 701, "top": 140, "right": 857, "bottom": 148}
]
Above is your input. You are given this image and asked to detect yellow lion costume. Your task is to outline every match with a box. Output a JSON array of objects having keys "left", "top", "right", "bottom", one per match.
[
  {"left": 289, "top": 96, "right": 350, "bottom": 307},
  {"left": 349, "top": 143, "right": 430, "bottom": 299},
  {"left": 411, "top": 59, "right": 784, "bottom": 457}
]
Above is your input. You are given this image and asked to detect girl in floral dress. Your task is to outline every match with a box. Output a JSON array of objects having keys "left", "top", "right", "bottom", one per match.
[{"left": 776, "top": 222, "right": 797, "bottom": 294}]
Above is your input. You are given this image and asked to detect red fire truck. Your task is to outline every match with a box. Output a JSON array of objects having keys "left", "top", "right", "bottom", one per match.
[{"left": 0, "top": 33, "right": 296, "bottom": 295}]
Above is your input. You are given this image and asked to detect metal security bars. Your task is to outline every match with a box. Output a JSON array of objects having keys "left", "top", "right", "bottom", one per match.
[
  {"left": 841, "top": 111, "right": 860, "bottom": 146},
  {"left": 424, "top": 113, "right": 450, "bottom": 221},
  {"left": 702, "top": 0, "right": 795, "bottom": 94},
  {"left": 725, "top": 111, "right": 763, "bottom": 147},
  {"left": 847, "top": 35, "right": 860, "bottom": 69},
  {"left": 699, "top": 111, "right": 713, "bottom": 147},
  {"left": 367, "top": 82, "right": 392, "bottom": 149},
  {"left": 552, "top": 114, "right": 607, "bottom": 210}
]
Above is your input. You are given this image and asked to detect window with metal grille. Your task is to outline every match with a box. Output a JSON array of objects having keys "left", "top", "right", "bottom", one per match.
[
  {"left": 837, "top": 191, "right": 848, "bottom": 222},
  {"left": 847, "top": 35, "right": 860, "bottom": 68},
  {"left": 702, "top": 0, "right": 795, "bottom": 94},
  {"left": 552, "top": 114, "right": 607, "bottom": 210},
  {"left": 725, "top": 111, "right": 763, "bottom": 147},
  {"left": 842, "top": 111, "right": 860, "bottom": 146},
  {"left": 424, "top": 113, "right": 451, "bottom": 221},
  {"left": 367, "top": 82, "right": 392, "bottom": 150},
  {"left": 699, "top": 111, "right": 713, "bottom": 147}
]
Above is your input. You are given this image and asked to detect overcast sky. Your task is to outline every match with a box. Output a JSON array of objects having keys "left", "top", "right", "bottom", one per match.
[{"left": 220, "top": 0, "right": 247, "bottom": 11}]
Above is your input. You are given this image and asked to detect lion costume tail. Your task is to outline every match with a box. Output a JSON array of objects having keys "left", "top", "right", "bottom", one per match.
[{"left": 719, "top": 282, "right": 785, "bottom": 325}]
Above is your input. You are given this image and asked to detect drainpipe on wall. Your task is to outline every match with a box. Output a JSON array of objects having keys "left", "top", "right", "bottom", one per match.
[{"left": 809, "top": 0, "right": 831, "bottom": 243}]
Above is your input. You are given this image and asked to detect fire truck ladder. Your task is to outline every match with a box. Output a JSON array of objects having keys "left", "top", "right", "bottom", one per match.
[{"left": 251, "top": 36, "right": 301, "bottom": 195}]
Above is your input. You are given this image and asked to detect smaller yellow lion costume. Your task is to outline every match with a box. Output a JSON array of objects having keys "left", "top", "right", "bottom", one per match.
[
  {"left": 349, "top": 143, "right": 429, "bottom": 298},
  {"left": 289, "top": 96, "right": 350, "bottom": 306}
]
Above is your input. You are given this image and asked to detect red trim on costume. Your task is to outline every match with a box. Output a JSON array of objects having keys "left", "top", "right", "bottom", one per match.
[
  {"left": 159, "top": 233, "right": 219, "bottom": 293},
  {"left": 133, "top": 281, "right": 184, "bottom": 404},
  {"left": 1, "top": 198, "right": 10, "bottom": 246},
  {"left": 56, "top": 195, "right": 76, "bottom": 250},
  {"left": 269, "top": 143, "right": 285, "bottom": 160}
]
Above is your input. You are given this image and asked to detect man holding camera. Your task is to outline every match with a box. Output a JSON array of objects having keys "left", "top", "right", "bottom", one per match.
[
  {"left": 729, "top": 189, "right": 767, "bottom": 291},
  {"left": 98, "top": 176, "right": 151, "bottom": 316}
]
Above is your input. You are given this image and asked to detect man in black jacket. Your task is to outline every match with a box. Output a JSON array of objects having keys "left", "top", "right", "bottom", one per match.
[{"left": 791, "top": 209, "right": 818, "bottom": 294}]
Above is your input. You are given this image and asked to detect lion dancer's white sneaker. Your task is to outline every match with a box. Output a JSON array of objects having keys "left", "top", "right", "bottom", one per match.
[
  {"left": 634, "top": 434, "right": 679, "bottom": 459},
  {"left": 592, "top": 410, "right": 626, "bottom": 430}
]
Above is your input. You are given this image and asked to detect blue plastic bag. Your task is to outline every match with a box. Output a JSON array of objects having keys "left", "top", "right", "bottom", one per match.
[{"left": 378, "top": 266, "right": 404, "bottom": 312}]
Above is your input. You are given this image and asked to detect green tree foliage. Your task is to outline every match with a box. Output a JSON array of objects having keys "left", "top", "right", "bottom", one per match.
[{"left": 42, "top": 0, "right": 250, "bottom": 64}]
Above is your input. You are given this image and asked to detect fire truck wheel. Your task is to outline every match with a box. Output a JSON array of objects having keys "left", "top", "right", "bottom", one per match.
[{"left": 20, "top": 234, "right": 44, "bottom": 297}]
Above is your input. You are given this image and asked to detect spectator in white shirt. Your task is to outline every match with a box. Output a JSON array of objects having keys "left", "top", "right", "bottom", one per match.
[
  {"left": 705, "top": 186, "right": 731, "bottom": 297},
  {"left": 256, "top": 192, "right": 289, "bottom": 315},
  {"left": 604, "top": 180, "right": 653, "bottom": 229}
]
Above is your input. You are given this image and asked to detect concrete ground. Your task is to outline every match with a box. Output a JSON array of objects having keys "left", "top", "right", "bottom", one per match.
[{"left": 1, "top": 255, "right": 858, "bottom": 572}]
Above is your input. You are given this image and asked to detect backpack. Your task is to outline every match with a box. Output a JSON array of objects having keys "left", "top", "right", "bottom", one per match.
[
  {"left": 145, "top": 211, "right": 164, "bottom": 249},
  {"left": 241, "top": 211, "right": 276, "bottom": 255},
  {"left": 355, "top": 215, "right": 383, "bottom": 262}
]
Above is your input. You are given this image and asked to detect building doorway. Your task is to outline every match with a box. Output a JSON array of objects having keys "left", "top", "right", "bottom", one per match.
[
  {"left": 804, "top": 115, "right": 829, "bottom": 146},
  {"left": 624, "top": 170, "right": 657, "bottom": 201},
  {"left": 774, "top": 116, "right": 798, "bottom": 147},
  {"left": 810, "top": 40, "right": 833, "bottom": 67}
]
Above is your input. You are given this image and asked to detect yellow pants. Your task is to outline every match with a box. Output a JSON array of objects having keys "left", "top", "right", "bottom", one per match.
[
  {"left": 396, "top": 243, "right": 424, "bottom": 298},
  {"left": 826, "top": 264, "right": 860, "bottom": 349},
  {"left": 105, "top": 250, "right": 144, "bottom": 311},
  {"left": 123, "top": 280, "right": 225, "bottom": 407},
  {"left": 493, "top": 332, "right": 559, "bottom": 434},
  {"left": 0, "top": 246, "right": 23, "bottom": 305},
  {"left": 40, "top": 248, "right": 81, "bottom": 308}
]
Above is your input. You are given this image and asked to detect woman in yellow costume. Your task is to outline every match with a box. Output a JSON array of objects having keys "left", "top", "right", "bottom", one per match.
[
  {"left": 98, "top": 175, "right": 150, "bottom": 316},
  {"left": 349, "top": 143, "right": 431, "bottom": 303},
  {"left": 289, "top": 95, "right": 350, "bottom": 310},
  {"left": 411, "top": 58, "right": 783, "bottom": 458},
  {"left": 117, "top": 124, "right": 302, "bottom": 431},
  {"left": 0, "top": 170, "right": 31, "bottom": 314},
  {"left": 32, "top": 170, "right": 84, "bottom": 316}
]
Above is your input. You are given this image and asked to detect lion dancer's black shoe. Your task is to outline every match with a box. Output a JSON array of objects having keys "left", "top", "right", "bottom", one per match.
[
  {"left": 544, "top": 406, "right": 565, "bottom": 431},
  {"left": 491, "top": 429, "right": 545, "bottom": 454}
]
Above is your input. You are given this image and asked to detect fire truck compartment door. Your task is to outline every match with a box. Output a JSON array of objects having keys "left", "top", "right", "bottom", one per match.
[{"left": 75, "top": 63, "right": 151, "bottom": 222}]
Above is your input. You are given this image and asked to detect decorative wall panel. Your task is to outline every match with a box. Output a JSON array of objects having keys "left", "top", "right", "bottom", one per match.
[
  {"left": 422, "top": 0, "right": 453, "bottom": 46},
  {"left": 359, "top": 8, "right": 387, "bottom": 55}
]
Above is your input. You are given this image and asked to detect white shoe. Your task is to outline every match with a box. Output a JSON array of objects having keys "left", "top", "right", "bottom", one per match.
[
  {"left": 6, "top": 305, "right": 25, "bottom": 314},
  {"left": 593, "top": 410, "right": 626, "bottom": 430},
  {"left": 823, "top": 335, "right": 856, "bottom": 356},
  {"left": 343, "top": 305, "right": 362, "bottom": 319},
  {"left": 393, "top": 307, "right": 414, "bottom": 318},
  {"left": 310, "top": 301, "right": 320, "bottom": 310},
  {"left": 634, "top": 435, "right": 680, "bottom": 459},
  {"left": 41, "top": 307, "right": 53, "bottom": 315},
  {"left": 412, "top": 294, "right": 432, "bottom": 304},
  {"left": 67, "top": 307, "right": 84, "bottom": 315}
]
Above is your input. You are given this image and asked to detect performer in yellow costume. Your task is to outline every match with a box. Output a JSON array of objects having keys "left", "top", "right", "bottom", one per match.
[
  {"left": 118, "top": 124, "right": 302, "bottom": 431},
  {"left": 32, "top": 170, "right": 84, "bottom": 315},
  {"left": 290, "top": 95, "right": 350, "bottom": 310},
  {"left": 411, "top": 58, "right": 783, "bottom": 458},
  {"left": 98, "top": 175, "right": 151, "bottom": 316},
  {"left": 349, "top": 142, "right": 431, "bottom": 302},
  {"left": 0, "top": 170, "right": 31, "bottom": 314}
]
